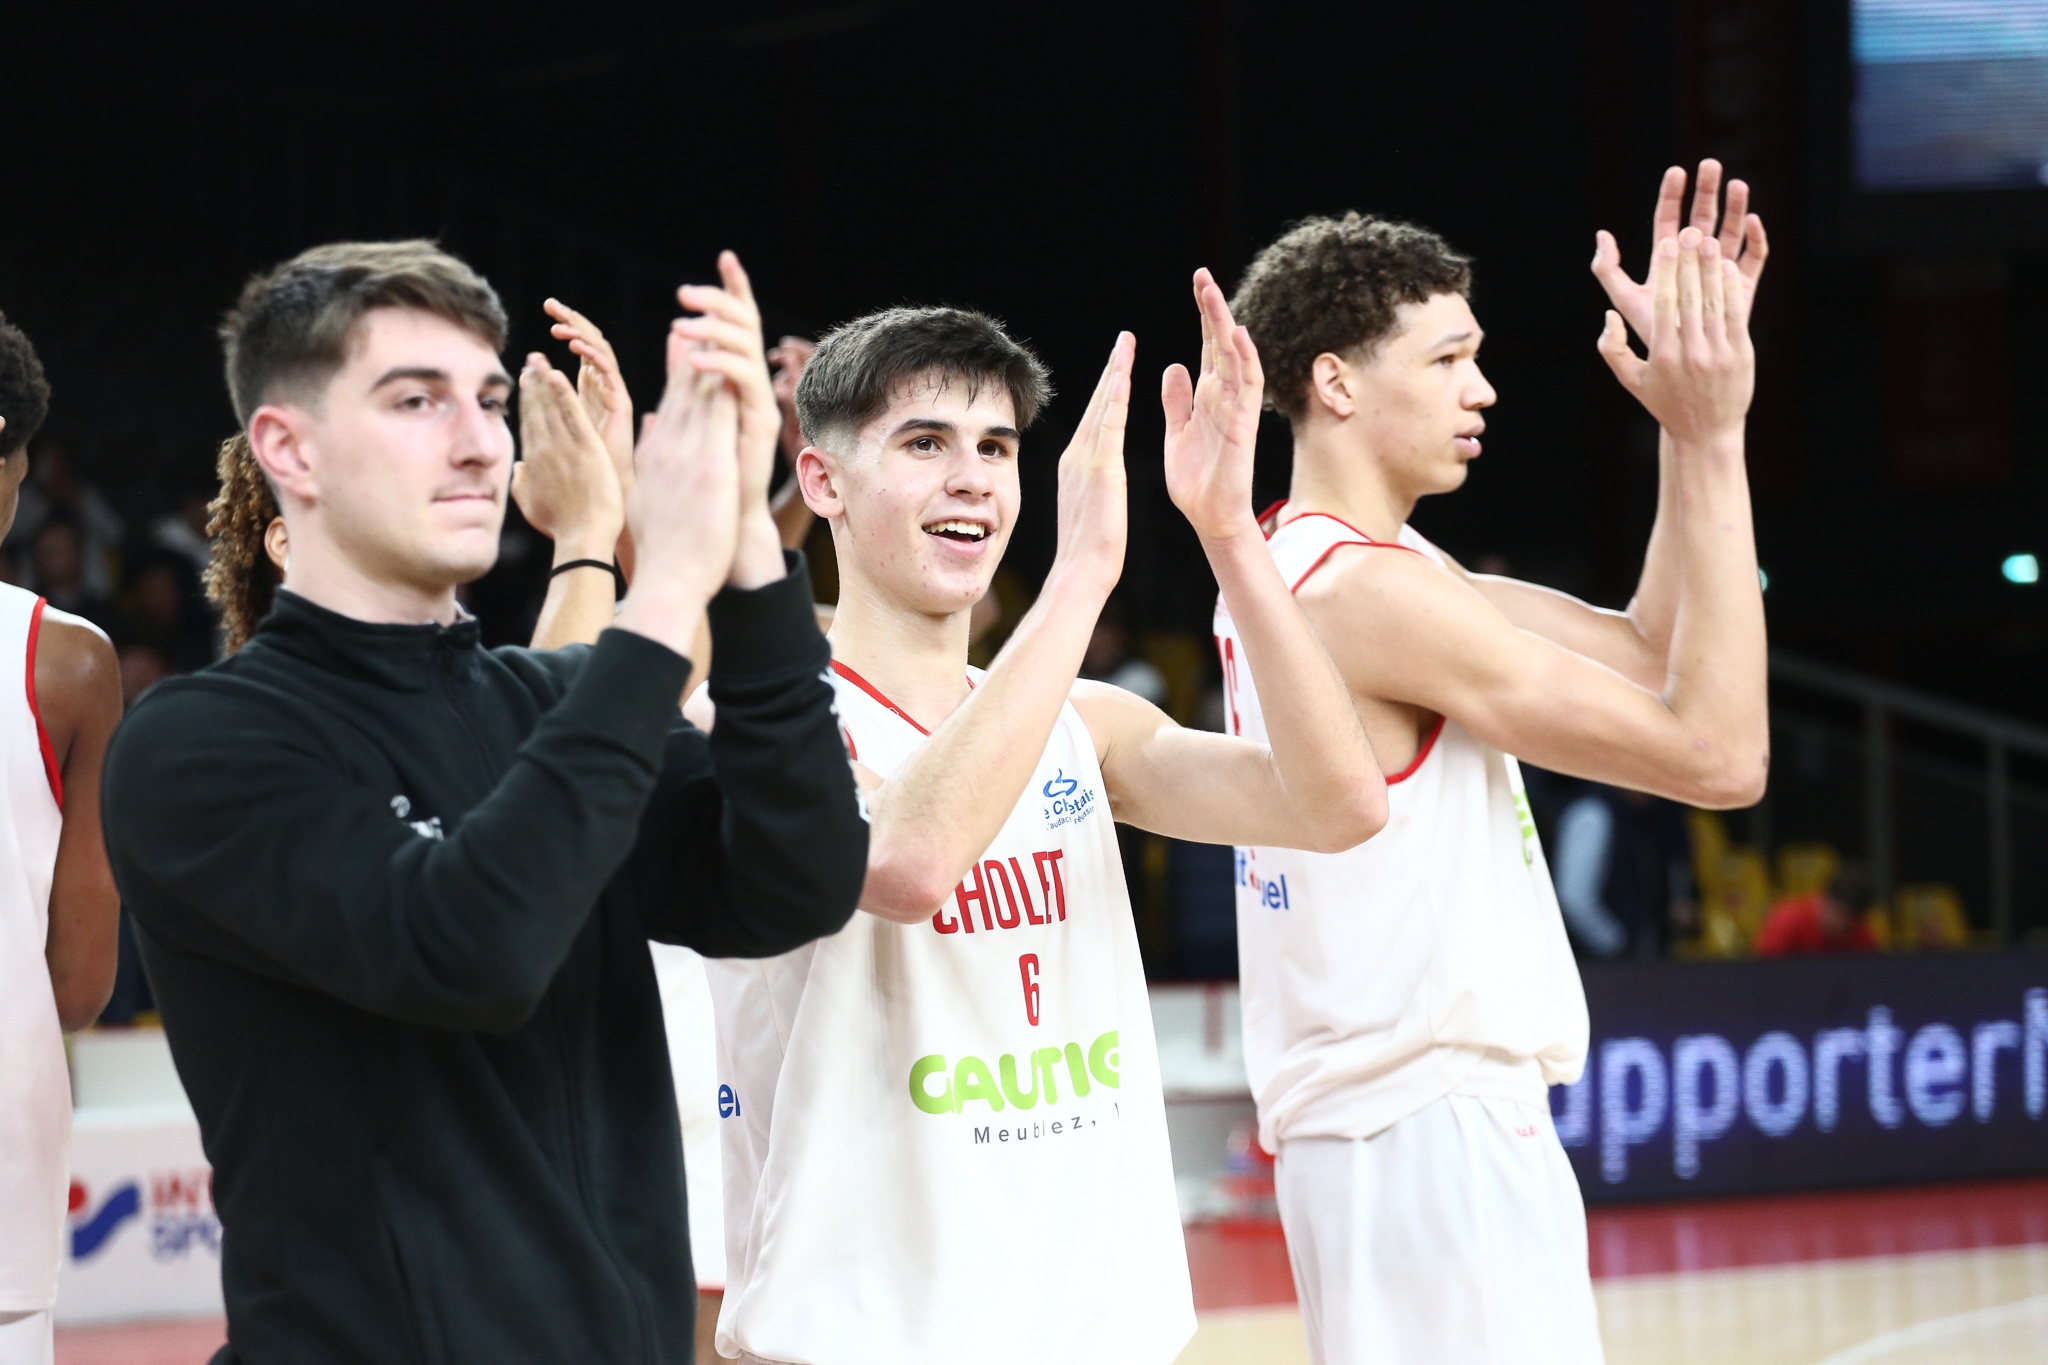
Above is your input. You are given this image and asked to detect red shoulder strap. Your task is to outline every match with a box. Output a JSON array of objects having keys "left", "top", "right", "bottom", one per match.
[{"left": 25, "top": 597, "right": 63, "bottom": 808}]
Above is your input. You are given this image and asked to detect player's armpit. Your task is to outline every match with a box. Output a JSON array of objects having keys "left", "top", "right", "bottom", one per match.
[
  {"left": 1074, "top": 681, "right": 1376, "bottom": 853},
  {"left": 1302, "top": 549, "right": 1765, "bottom": 809}
]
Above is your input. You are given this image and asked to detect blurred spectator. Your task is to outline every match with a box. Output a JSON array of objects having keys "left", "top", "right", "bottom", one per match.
[
  {"left": 150, "top": 484, "right": 216, "bottom": 579},
  {"left": 3, "top": 436, "right": 122, "bottom": 596},
  {"left": 115, "top": 641, "right": 173, "bottom": 708},
  {"left": 1081, "top": 597, "right": 1167, "bottom": 707},
  {"left": 114, "top": 548, "right": 216, "bottom": 674},
  {"left": 1552, "top": 782, "right": 1695, "bottom": 959},
  {"left": 1886, "top": 882, "right": 1971, "bottom": 951},
  {"left": 28, "top": 516, "right": 113, "bottom": 627},
  {"left": 1754, "top": 862, "right": 1879, "bottom": 956}
]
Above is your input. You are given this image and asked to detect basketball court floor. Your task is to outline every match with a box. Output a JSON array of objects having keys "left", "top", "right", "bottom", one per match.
[{"left": 53, "top": 1177, "right": 2048, "bottom": 1365}]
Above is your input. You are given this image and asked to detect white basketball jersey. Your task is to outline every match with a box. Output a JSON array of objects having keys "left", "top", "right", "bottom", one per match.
[
  {"left": 707, "top": 662, "right": 1194, "bottom": 1365},
  {"left": 0, "top": 584, "right": 71, "bottom": 1312},
  {"left": 1214, "top": 509, "right": 1588, "bottom": 1152}
]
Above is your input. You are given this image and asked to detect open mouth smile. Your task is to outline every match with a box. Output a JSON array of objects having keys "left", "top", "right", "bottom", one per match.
[{"left": 923, "top": 519, "right": 990, "bottom": 544}]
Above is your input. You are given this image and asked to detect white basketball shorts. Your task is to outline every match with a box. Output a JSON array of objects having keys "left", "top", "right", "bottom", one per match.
[
  {"left": 1275, "top": 1093, "right": 1604, "bottom": 1365},
  {"left": 0, "top": 1311, "right": 52, "bottom": 1365}
]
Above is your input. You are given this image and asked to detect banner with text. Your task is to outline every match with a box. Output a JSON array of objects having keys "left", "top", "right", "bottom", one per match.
[{"left": 1553, "top": 952, "right": 2048, "bottom": 1203}]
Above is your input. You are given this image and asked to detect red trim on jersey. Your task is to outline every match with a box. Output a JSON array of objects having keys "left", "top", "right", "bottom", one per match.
[
  {"left": 1386, "top": 714, "right": 1445, "bottom": 785},
  {"left": 841, "top": 726, "right": 859, "bottom": 761},
  {"left": 1259, "top": 502, "right": 1443, "bottom": 783},
  {"left": 25, "top": 597, "right": 63, "bottom": 809},
  {"left": 830, "top": 660, "right": 932, "bottom": 736},
  {"left": 1265, "top": 503, "right": 1426, "bottom": 594}
]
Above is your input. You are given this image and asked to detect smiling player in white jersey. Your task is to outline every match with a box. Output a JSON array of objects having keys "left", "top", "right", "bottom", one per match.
[
  {"left": 697, "top": 278, "right": 1385, "bottom": 1365},
  {"left": 1216, "top": 164, "right": 1773, "bottom": 1364}
]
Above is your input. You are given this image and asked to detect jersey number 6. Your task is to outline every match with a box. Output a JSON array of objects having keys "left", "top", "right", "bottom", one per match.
[{"left": 1019, "top": 953, "right": 1041, "bottom": 1027}]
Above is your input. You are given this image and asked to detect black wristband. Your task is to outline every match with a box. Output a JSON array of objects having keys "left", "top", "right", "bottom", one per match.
[{"left": 550, "top": 558, "right": 625, "bottom": 600}]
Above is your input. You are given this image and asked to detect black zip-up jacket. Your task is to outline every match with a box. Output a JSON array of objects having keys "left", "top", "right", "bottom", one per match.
[{"left": 101, "top": 557, "right": 865, "bottom": 1365}]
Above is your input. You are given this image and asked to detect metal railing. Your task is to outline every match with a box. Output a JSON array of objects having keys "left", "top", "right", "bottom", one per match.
[{"left": 1769, "top": 651, "right": 2048, "bottom": 943}]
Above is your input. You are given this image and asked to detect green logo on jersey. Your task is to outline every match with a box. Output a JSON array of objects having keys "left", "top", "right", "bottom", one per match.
[
  {"left": 908, "top": 1031, "right": 1121, "bottom": 1115},
  {"left": 1512, "top": 786, "right": 1540, "bottom": 867}
]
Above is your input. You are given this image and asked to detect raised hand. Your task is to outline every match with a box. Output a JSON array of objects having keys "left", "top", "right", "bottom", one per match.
[
  {"left": 1593, "top": 159, "right": 1768, "bottom": 343},
  {"left": 1049, "top": 332, "right": 1137, "bottom": 601},
  {"left": 613, "top": 326, "right": 742, "bottom": 650},
  {"left": 1596, "top": 227, "right": 1755, "bottom": 446},
  {"left": 671, "top": 251, "right": 784, "bottom": 587},
  {"left": 1162, "top": 268, "right": 1265, "bottom": 544},
  {"left": 767, "top": 335, "right": 820, "bottom": 549},
  {"left": 673, "top": 253, "right": 778, "bottom": 518},
  {"left": 769, "top": 335, "right": 817, "bottom": 461},
  {"left": 543, "top": 299, "right": 635, "bottom": 498},
  {"left": 513, "top": 353, "right": 625, "bottom": 563}
]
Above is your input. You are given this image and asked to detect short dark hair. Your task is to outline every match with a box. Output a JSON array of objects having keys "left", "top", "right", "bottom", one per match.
[
  {"left": 795, "top": 306, "right": 1052, "bottom": 450},
  {"left": 0, "top": 310, "right": 51, "bottom": 460},
  {"left": 219, "top": 240, "right": 508, "bottom": 427},
  {"left": 1230, "top": 212, "right": 1473, "bottom": 421}
]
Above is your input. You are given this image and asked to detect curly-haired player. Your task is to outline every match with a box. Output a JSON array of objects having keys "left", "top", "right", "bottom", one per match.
[
  {"left": 0, "top": 311, "right": 120, "bottom": 1365},
  {"left": 1216, "top": 164, "right": 1771, "bottom": 1363}
]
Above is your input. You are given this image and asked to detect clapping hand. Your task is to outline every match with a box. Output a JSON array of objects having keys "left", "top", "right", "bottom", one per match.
[
  {"left": 671, "top": 252, "right": 785, "bottom": 587},
  {"left": 1162, "top": 269, "right": 1265, "bottom": 544},
  {"left": 1596, "top": 227, "right": 1755, "bottom": 446},
  {"left": 543, "top": 299, "right": 635, "bottom": 500},
  {"left": 1592, "top": 159, "right": 1768, "bottom": 344},
  {"left": 611, "top": 325, "right": 742, "bottom": 656},
  {"left": 1049, "top": 332, "right": 1137, "bottom": 602},
  {"left": 513, "top": 353, "right": 624, "bottom": 564}
]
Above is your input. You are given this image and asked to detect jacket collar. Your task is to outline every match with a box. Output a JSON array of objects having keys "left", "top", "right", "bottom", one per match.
[{"left": 251, "top": 590, "right": 483, "bottom": 692}]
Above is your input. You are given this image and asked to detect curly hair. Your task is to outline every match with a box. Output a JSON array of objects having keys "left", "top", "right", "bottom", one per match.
[
  {"left": 204, "top": 433, "right": 281, "bottom": 653},
  {"left": 1229, "top": 213, "right": 1473, "bottom": 421},
  {"left": 0, "top": 309, "right": 51, "bottom": 459}
]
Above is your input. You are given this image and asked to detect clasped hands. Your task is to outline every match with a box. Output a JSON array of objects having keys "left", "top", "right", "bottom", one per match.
[{"left": 513, "top": 250, "right": 788, "bottom": 630}]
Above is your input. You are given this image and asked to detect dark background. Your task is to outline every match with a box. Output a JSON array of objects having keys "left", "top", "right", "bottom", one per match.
[{"left": 4, "top": 0, "right": 2046, "bottom": 705}]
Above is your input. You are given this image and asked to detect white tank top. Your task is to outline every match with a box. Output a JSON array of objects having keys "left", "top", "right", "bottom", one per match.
[
  {"left": 1214, "top": 509, "right": 1588, "bottom": 1152},
  {"left": 706, "top": 662, "right": 1194, "bottom": 1365},
  {"left": 0, "top": 584, "right": 71, "bottom": 1312}
]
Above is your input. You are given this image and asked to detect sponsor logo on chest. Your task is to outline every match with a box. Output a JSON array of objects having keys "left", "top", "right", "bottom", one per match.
[{"left": 1040, "top": 767, "right": 1099, "bottom": 831}]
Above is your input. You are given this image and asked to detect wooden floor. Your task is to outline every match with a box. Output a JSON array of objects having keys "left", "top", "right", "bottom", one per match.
[
  {"left": 54, "top": 1178, "right": 2048, "bottom": 1365},
  {"left": 1175, "top": 1176, "right": 2048, "bottom": 1365}
]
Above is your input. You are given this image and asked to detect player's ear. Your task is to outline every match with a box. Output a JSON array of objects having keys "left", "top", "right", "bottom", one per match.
[
  {"left": 796, "top": 445, "right": 846, "bottom": 520},
  {"left": 248, "top": 404, "right": 319, "bottom": 504},
  {"left": 263, "top": 516, "right": 290, "bottom": 573},
  {"left": 1308, "top": 352, "right": 1358, "bottom": 420}
]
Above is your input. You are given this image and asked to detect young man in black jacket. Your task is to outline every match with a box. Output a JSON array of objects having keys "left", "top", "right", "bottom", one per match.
[{"left": 100, "top": 241, "right": 867, "bottom": 1365}]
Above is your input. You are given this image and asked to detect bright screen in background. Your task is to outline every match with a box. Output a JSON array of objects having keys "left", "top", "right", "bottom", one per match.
[{"left": 1854, "top": 0, "right": 2048, "bottom": 191}]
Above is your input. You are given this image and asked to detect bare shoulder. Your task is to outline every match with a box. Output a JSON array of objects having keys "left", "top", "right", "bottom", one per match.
[
  {"left": 33, "top": 607, "right": 122, "bottom": 750},
  {"left": 1294, "top": 540, "right": 1470, "bottom": 633},
  {"left": 36, "top": 608, "right": 119, "bottom": 697},
  {"left": 1293, "top": 541, "right": 1530, "bottom": 705}
]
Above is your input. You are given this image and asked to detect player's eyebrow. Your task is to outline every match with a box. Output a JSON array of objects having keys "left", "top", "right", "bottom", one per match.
[
  {"left": 890, "top": 417, "right": 958, "bottom": 441},
  {"left": 979, "top": 425, "right": 1022, "bottom": 443},
  {"left": 370, "top": 366, "right": 513, "bottom": 392},
  {"left": 1430, "top": 329, "right": 1483, "bottom": 350}
]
